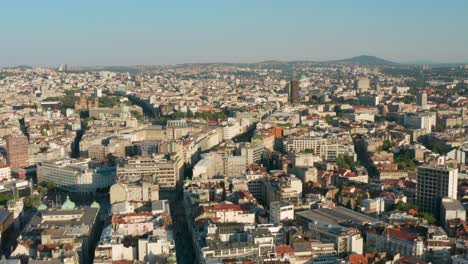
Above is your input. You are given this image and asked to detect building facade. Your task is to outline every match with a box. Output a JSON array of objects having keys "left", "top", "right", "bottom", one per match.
[
  {"left": 6, "top": 135, "right": 29, "bottom": 170},
  {"left": 416, "top": 165, "right": 458, "bottom": 215}
]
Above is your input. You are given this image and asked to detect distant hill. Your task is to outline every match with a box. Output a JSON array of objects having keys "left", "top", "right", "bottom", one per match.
[{"left": 328, "top": 55, "right": 398, "bottom": 66}]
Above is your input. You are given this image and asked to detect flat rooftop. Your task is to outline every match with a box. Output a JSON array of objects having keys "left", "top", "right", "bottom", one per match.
[{"left": 296, "top": 206, "right": 380, "bottom": 226}]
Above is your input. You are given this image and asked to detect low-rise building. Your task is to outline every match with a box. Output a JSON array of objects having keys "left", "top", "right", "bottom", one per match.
[
  {"left": 441, "top": 197, "right": 466, "bottom": 229},
  {"left": 366, "top": 227, "right": 425, "bottom": 258},
  {"left": 270, "top": 201, "right": 294, "bottom": 224}
]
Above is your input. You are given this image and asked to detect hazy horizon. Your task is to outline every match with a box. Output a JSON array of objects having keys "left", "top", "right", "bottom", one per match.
[
  {"left": 1, "top": 0, "right": 468, "bottom": 67},
  {"left": 3, "top": 55, "right": 468, "bottom": 69}
]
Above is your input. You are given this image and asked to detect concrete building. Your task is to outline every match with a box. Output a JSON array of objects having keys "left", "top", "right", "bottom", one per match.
[
  {"left": 138, "top": 235, "right": 175, "bottom": 263},
  {"left": 416, "top": 165, "right": 458, "bottom": 215},
  {"left": 344, "top": 113, "right": 375, "bottom": 122},
  {"left": 266, "top": 175, "right": 303, "bottom": 206},
  {"left": 292, "top": 242, "right": 338, "bottom": 264},
  {"left": 362, "top": 198, "right": 385, "bottom": 215},
  {"left": 94, "top": 88, "right": 103, "bottom": 98},
  {"left": 240, "top": 144, "right": 264, "bottom": 165},
  {"left": 201, "top": 239, "right": 275, "bottom": 263},
  {"left": 296, "top": 206, "right": 380, "bottom": 228},
  {"left": 305, "top": 221, "right": 364, "bottom": 255},
  {"left": 197, "top": 204, "right": 255, "bottom": 224},
  {"left": 192, "top": 152, "right": 249, "bottom": 179},
  {"left": 358, "top": 94, "right": 379, "bottom": 106},
  {"left": 288, "top": 80, "right": 300, "bottom": 104},
  {"left": 37, "top": 159, "right": 116, "bottom": 193},
  {"left": 110, "top": 181, "right": 159, "bottom": 204},
  {"left": 366, "top": 227, "right": 425, "bottom": 258},
  {"left": 293, "top": 153, "right": 321, "bottom": 168},
  {"left": 223, "top": 122, "right": 242, "bottom": 140},
  {"left": 117, "top": 156, "right": 182, "bottom": 189},
  {"left": 6, "top": 135, "right": 29, "bottom": 170},
  {"left": 356, "top": 77, "right": 370, "bottom": 93},
  {"left": 447, "top": 146, "right": 468, "bottom": 165},
  {"left": 403, "top": 113, "right": 436, "bottom": 132},
  {"left": 285, "top": 136, "right": 356, "bottom": 161},
  {"left": 270, "top": 201, "right": 294, "bottom": 225},
  {"left": 192, "top": 152, "right": 224, "bottom": 179},
  {"left": 440, "top": 197, "right": 466, "bottom": 228},
  {"left": 416, "top": 92, "right": 428, "bottom": 108},
  {"left": 223, "top": 155, "right": 248, "bottom": 178}
]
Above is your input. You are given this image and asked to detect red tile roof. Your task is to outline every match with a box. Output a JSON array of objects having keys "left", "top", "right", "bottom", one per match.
[
  {"left": 276, "top": 245, "right": 295, "bottom": 255},
  {"left": 203, "top": 204, "right": 243, "bottom": 213},
  {"left": 349, "top": 253, "right": 373, "bottom": 264},
  {"left": 386, "top": 228, "right": 418, "bottom": 241},
  {"left": 395, "top": 256, "right": 427, "bottom": 264}
]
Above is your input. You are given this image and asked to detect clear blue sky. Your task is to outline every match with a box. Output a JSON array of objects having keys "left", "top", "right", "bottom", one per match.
[{"left": 1, "top": 0, "right": 467, "bottom": 66}]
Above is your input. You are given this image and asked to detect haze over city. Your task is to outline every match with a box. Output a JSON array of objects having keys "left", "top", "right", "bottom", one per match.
[{"left": 1, "top": 0, "right": 468, "bottom": 66}]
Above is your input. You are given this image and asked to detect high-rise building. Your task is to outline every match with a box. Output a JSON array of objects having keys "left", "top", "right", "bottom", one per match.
[
  {"left": 416, "top": 92, "right": 427, "bottom": 108},
  {"left": 94, "top": 88, "right": 103, "bottom": 98},
  {"left": 57, "top": 64, "right": 69, "bottom": 72},
  {"left": 288, "top": 80, "right": 300, "bottom": 104},
  {"left": 416, "top": 165, "right": 458, "bottom": 215},
  {"left": 355, "top": 77, "right": 370, "bottom": 93},
  {"left": 6, "top": 135, "right": 29, "bottom": 170}
]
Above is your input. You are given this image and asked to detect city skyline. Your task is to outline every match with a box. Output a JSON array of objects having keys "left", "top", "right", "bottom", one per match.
[
  {"left": 1, "top": 1, "right": 468, "bottom": 263},
  {"left": 1, "top": 0, "right": 468, "bottom": 66}
]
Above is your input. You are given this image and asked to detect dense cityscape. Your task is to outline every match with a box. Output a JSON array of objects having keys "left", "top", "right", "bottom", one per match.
[{"left": 0, "top": 58, "right": 466, "bottom": 264}]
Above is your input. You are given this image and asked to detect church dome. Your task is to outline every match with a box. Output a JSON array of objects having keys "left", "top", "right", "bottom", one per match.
[{"left": 61, "top": 196, "right": 76, "bottom": 210}]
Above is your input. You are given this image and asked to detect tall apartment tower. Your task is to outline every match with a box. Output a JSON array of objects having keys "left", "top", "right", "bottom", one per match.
[
  {"left": 416, "top": 165, "right": 458, "bottom": 215},
  {"left": 6, "top": 135, "right": 29, "bottom": 170},
  {"left": 288, "top": 80, "right": 300, "bottom": 104},
  {"left": 355, "top": 77, "right": 370, "bottom": 94},
  {"left": 416, "top": 92, "right": 427, "bottom": 108}
]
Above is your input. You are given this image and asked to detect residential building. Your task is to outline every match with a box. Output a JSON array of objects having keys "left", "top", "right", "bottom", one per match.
[
  {"left": 362, "top": 197, "right": 385, "bottom": 215},
  {"left": 416, "top": 165, "right": 458, "bottom": 215},
  {"left": 6, "top": 135, "right": 29, "bottom": 170},
  {"left": 270, "top": 201, "right": 294, "bottom": 224},
  {"left": 416, "top": 92, "right": 427, "bottom": 108},
  {"left": 288, "top": 80, "right": 300, "bottom": 104},
  {"left": 440, "top": 197, "right": 466, "bottom": 229},
  {"left": 366, "top": 227, "right": 425, "bottom": 258},
  {"left": 284, "top": 136, "right": 356, "bottom": 161}
]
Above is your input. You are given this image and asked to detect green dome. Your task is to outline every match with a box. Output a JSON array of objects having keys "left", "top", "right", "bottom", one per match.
[
  {"left": 38, "top": 203, "right": 48, "bottom": 211},
  {"left": 61, "top": 196, "right": 76, "bottom": 210},
  {"left": 167, "top": 254, "right": 177, "bottom": 263},
  {"left": 90, "top": 200, "right": 100, "bottom": 208}
]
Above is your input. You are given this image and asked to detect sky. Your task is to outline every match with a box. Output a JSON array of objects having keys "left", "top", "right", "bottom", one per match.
[{"left": 1, "top": 0, "right": 468, "bottom": 66}]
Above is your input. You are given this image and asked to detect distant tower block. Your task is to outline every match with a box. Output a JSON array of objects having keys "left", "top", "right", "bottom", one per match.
[
  {"left": 6, "top": 135, "right": 29, "bottom": 170},
  {"left": 288, "top": 80, "right": 300, "bottom": 104},
  {"left": 94, "top": 88, "right": 103, "bottom": 98},
  {"left": 58, "top": 64, "right": 68, "bottom": 72},
  {"left": 355, "top": 77, "right": 370, "bottom": 94},
  {"left": 416, "top": 92, "right": 427, "bottom": 108}
]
